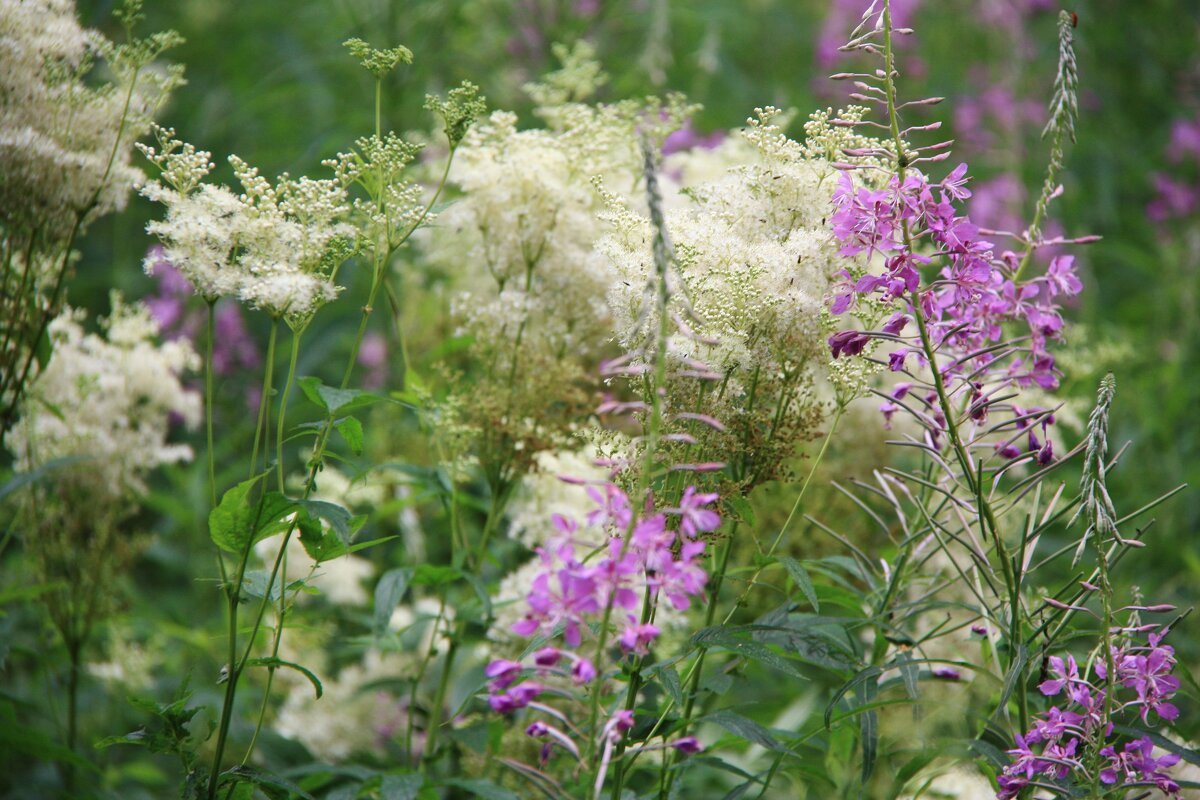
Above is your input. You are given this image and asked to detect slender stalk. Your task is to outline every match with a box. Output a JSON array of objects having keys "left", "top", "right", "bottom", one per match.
[
  {"left": 204, "top": 90, "right": 466, "bottom": 783},
  {"left": 205, "top": 328, "right": 281, "bottom": 800},
  {"left": 205, "top": 301, "right": 218, "bottom": 507},
  {"left": 656, "top": 528, "right": 734, "bottom": 800},
  {"left": 881, "top": 0, "right": 1025, "bottom": 729},
  {"left": 423, "top": 633, "right": 459, "bottom": 772},
  {"left": 275, "top": 328, "right": 303, "bottom": 493},
  {"left": 248, "top": 320, "right": 279, "bottom": 480},
  {"left": 64, "top": 638, "right": 82, "bottom": 794},
  {"left": 585, "top": 163, "right": 673, "bottom": 786},
  {"left": 722, "top": 409, "right": 844, "bottom": 627}
]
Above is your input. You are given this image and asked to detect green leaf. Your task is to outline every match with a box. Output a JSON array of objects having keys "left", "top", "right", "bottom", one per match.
[
  {"left": 242, "top": 570, "right": 282, "bottom": 602},
  {"left": 825, "top": 666, "right": 883, "bottom": 730},
  {"left": 659, "top": 664, "right": 683, "bottom": 706},
  {"left": 463, "top": 571, "right": 493, "bottom": 620},
  {"left": 209, "top": 476, "right": 296, "bottom": 553},
  {"left": 380, "top": 773, "right": 424, "bottom": 800},
  {"left": 690, "top": 626, "right": 806, "bottom": 679},
  {"left": 298, "top": 376, "right": 381, "bottom": 415},
  {"left": 296, "top": 499, "right": 361, "bottom": 543},
  {"left": 751, "top": 609, "right": 860, "bottom": 672},
  {"left": 856, "top": 680, "right": 878, "bottom": 783},
  {"left": 440, "top": 778, "right": 519, "bottom": 800},
  {"left": 245, "top": 657, "right": 323, "bottom": 698},
  {"left": 894, "top": 650, "right": 920, "bottom": 700},
  {"left": 335, "top": 416, "right": 365, "bottom": 455},
  {"left": 702, "top": 709, "right": 781, "bottom": 751},
  {"left": 895, "top": 751, "right": 937, "bottom": 786},
  {"left": 995, "top": 644, "right": 1028, "bottom": 717},
  {"left": 777, "top": 556, "right": 819, "bottom": 612},
  {"left": 725, "top": 494, "right": 756, "bottom": 526},
  {"left": 0, "top": 702, "right": 97, "bottom": 771},
  {"left": 0, "top": 456, "right": 87, "bottom": 502},
  {"left": 412, "top": 564, "right": 461, "bottom": 587},
  {"left": 218, "top": 765, "right": 315, "bottom": 800},
  {"left": 375, "top": 568, "right": 414, "bottom": 637}
]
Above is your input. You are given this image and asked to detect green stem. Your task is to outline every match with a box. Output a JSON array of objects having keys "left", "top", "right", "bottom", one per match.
[
  {"left": 248, "top": 320, "right": 279, "bottom": 480},
  {"left": 658, "top": 530, "right": 734, "bottom": 799},
  {"left": 64, "top": 638, "right": 82, "bottom": 793},
  {"left": 205, "top": 325, "right": 283, "bottom": 800},
  {"left": 586, "top": 144, "right": 673, "bottom": 788},
  {"left": 881, "top": 0, "right": 1024, "bottom": 729},
  {"left": 205, "top": 301, "right": 229, "bottom": 590},
  {"left": 276, "top": 328, "right": 303, "bottom": 493},
  {"left": 423, "top": 632, "right": 459, "bottom": 772}
]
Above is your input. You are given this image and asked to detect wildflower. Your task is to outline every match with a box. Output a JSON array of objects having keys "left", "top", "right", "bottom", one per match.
[{"left": 674, "top": 486, "right": 721, "bottom": 537}]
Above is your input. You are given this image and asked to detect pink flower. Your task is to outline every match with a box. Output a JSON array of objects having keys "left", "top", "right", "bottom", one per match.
[{"left": 675, "top": 486, "right": 720, "bottom": 537}]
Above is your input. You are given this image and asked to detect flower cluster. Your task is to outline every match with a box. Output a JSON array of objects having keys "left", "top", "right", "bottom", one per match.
[
  {"left": 140, "top": 128, "right": 357, "bottom": 323},
  {"left": 997, "top": 629, "right": 1181, "bottom": 798},
  {"left": 424, "top": 43, "right": 692, "bottom": 483},
  {"left": 827, "top": 159, "right": 1086, "bottom": 457},
  {"left": 0, "top": 0, "right": 183, "bottom": 237},
  {"left": 484, "top": 481, "right": 717, "bottom": 777},
  {"left": 4, "top": 295, "right": 200, "bottom": 499}
]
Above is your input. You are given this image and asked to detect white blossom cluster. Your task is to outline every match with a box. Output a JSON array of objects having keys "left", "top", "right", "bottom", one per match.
[
  {"left": 428, "top": 43, "right": 692, "bottom": 373},
  {"left": 601, "top": 107, "right": 862, "bottom": 379},
  {"left": 273, "top": 649, "right": 411, "bottom": 762},
  {"left": 505, "top": 445, "right": 610, "bottom": 550},
  {"left": 0, "top": 0, "right": 182, "bottom": 237},
  {"left": 4, "top": 294, "right": 200, "bottom": 499},
  {"left": 141, "top": 128, "right": 356, "bottom": 322}
]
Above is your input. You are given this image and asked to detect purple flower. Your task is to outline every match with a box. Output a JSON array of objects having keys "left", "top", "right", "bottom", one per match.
[
  {"left": 671, "top": 736, "right": 702, "bottom": 755},
  {"left": 488, "top": 681, "right": 543, "bottom": 714},
  {"left": 485, "top": 659, "right": 524, "bottom": 690},
  {"left": 828, "top": 330, "right": 871, "bottom": 359},
  {"left": 618, "top": 620, "right": 660, "bottom": 656},
  {"left": 675, "top": 486, "right": 721, "bottom": 537},
  {"left": 571, "top": 656, "right": 596, "bottom": 685},
  {"left": 533, "top": 647, "right": 562, "bottom": 668},
  {"left": 932, "top": 667, "right": 961, "bottom": 681},
  {"left": 586, "top": 484, "right": 633, "bottom": 530}
]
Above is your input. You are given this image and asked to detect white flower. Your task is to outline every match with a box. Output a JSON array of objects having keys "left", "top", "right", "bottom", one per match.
[
  {"left": 0, "top": 0, "right": 181, "bottom": 237},
  {"left": 4, "top": 294, "right": 200, "bottom": 499}
]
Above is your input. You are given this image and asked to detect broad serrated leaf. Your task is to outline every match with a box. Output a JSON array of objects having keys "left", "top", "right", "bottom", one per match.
[
  {"left": 245, "top": 657, "right": 323, "bottom": 698},
  {"left": 296, "top": 499, "right": 360, "bottom": 542},
  {"left": 777, "top": 556, "right": 820, "bottom": 612},
  {"left": 659, "top": 664, "right": 683, "bottom": 706},
  {"left": 335, "top": 416, "right": 364, "bottom": 455},
  {"left": 725, "top": 494, "right": 756, "bottom": 526},
  {"left": 703, "top": 709, "right": 781, "bottom": 751},
  {"left": 375, "top": 568, "right": 414, "bottom": 637},
  {"left": 209, "top": 477, "right": 296, "bottom": 554},
  {"left": 298, "top": 376, "right": 381, "bottom": 415}
]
